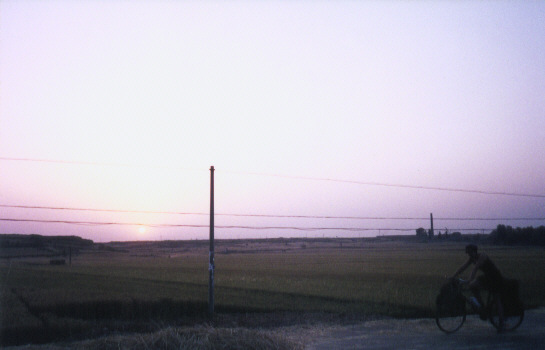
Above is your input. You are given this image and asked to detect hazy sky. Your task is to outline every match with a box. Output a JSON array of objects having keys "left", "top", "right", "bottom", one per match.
[{"left": 1, "top": 1, "right": 544, "bottom": 242}]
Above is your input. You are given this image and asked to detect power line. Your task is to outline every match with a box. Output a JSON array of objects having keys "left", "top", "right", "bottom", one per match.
[
  {"left": 0, "top": 217, "right": 495, "bottom": 232},
  {"left": 220, "top": 169, "right": 545, "bottom": 198},
  {"left": 0, "top": 204, "right": 206, "bottom": 216},
  {"left": 2, "top": 156, "right": 544, "bottom": 198},
  {"left": 1, "top": 204, "right": 544, "bottom": 222},
  {"left": 0, "top": 218, "right": 203, "bottom": 228},
  {"left": 0, "top": 156, "right": 203, "bottom": 172}
]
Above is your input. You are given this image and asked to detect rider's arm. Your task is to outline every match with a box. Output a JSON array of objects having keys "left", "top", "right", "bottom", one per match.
[
  {"left": 453, "top": 258, "right": 471, "bottom": 278},
  {"left": 468, "top": 253, "right": 487, "bottom": 283}
]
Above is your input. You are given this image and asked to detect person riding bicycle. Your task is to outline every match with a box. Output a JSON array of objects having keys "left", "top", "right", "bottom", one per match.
[{"left": 452, "top": 244, "right": 505, "bottom": 330}]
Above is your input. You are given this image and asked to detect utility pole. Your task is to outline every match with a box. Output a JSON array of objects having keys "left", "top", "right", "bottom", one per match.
[
  {"left": 208, "top": 166, "right": 215, "bottom": 316},
  {"left": 429, "top": 213, "right": 434, "bottom": 240}
]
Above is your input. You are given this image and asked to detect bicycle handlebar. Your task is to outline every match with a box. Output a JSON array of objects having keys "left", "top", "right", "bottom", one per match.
[{"left": 445, "top": 277, "right": 469, "bottom": 289}]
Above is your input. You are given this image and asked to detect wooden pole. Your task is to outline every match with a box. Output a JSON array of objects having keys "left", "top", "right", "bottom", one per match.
[
  {"left": 208, "top": 166, "right": 215, "bottom": 316},
  {"left": 430, "top": 213, "right": 434, "bottom": 240}
]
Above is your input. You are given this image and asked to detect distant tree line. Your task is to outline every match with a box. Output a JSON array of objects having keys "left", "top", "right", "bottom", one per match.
[
  {"left": 490, "top": 225, "right": 545, "bottom": 246},
  {"left": 0, "top": 234, "right": 93, "bottom": 248},
  {"left": 415, "top": 227, "right": 461, "bottom": 241},
  {"left": 415, "top": 225, "right": 545, "bottom": 246}
]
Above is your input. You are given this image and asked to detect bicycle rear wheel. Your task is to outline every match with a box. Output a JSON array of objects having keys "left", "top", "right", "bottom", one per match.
[
  {"left": 436, "top": 299, "right": 466, "bottom": 333},
  {"left": 489, "top": 299, "right": 524, "bottom": 332}
]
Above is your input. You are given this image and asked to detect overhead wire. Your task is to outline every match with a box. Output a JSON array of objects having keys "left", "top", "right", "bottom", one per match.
[
  {"left": 219, "top": 169, "right": 545, "bottom": 198},
  {"left": 0, "top": 156, "right": 205, "bottom": 172},
  {"left": 2, "top": 156, "right": 545, "bottom": 198},
  {"left": 1, "top": 156, "right": 543, "bottom": 236},
  {"left": 1, "top": 204, "right": 544, "bottom": 221},
  {"left": 0, "top": 217, "right": 494, "bottom": 232}
]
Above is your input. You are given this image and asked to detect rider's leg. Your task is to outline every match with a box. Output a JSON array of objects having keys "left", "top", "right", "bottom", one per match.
[
  {"left": 469, "top": 279, "right": 485, "bottom": 307},
  {"left": 496, "top": 293, "right": 505, "bottom": 332},
  {"left": 469, "top": 277, "right": 488, "bottom": 320}
]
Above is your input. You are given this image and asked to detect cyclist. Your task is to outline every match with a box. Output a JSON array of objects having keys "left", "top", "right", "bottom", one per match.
[{"left": 452, "top": 244, "right": 505, "bottom": 331}]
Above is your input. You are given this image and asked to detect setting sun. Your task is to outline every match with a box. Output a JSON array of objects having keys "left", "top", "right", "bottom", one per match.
[{"left": 138, "top": 226, "right": 147, "bottom": 235}]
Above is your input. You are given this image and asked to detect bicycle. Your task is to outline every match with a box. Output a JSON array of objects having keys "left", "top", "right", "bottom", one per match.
[{"left": 435, "top": 277, "right": 524, "bottom": 333}]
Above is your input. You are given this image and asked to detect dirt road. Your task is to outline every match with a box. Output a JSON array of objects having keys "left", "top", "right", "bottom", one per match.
[{"left": 307, "top": 308, "right": 545, "bottom": 350}]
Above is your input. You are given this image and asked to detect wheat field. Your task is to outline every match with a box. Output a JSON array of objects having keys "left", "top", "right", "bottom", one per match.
[{"left": 1, "top": 239, "right": 544, "bottom": 347}]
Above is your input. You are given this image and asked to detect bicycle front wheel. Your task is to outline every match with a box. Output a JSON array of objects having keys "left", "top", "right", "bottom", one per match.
[{"left": 436, "top": 299, "right": 466, "bottom": 334}]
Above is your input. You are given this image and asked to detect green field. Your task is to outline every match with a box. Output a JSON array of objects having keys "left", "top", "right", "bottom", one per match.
[{"left": 1, "top": 239, "right": 545, "bottom": 346}]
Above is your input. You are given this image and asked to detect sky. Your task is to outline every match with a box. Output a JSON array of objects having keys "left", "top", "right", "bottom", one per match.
[{"left": 1, "top": 0, "right": 544, "bottom": 242}]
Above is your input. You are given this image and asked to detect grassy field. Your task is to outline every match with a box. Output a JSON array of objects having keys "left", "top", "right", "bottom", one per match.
[{"left": 1, "top": 238, "right": 544, "bottom": 347}]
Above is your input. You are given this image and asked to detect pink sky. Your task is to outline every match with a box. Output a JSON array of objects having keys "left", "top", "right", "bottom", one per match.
[{"left": 1, "top": 1, "right": 544, "bottom": 242}]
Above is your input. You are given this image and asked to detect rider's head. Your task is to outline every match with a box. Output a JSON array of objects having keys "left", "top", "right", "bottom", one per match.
[{"left": 465, "top": 244, "right": 478, "bottom": 257}]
